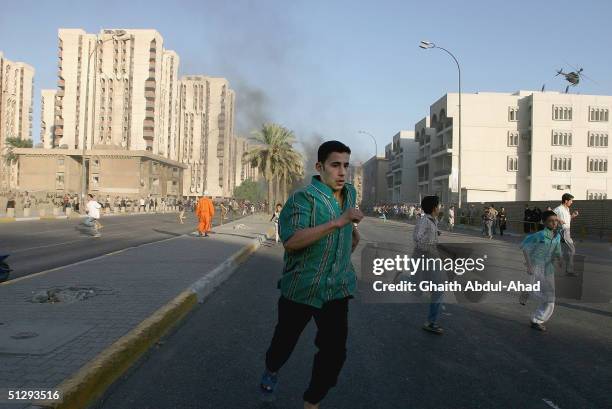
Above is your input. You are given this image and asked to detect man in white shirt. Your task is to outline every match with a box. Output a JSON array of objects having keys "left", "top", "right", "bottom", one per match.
[
  {"left": 553, "top": 193, "right": 579, "bottom": 275},
  {"left": 86, "top": 194, "right": 103, "bottom": 237}
]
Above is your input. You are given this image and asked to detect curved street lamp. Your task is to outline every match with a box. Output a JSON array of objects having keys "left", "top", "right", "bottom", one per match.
[
  {"left": 357, "top": 130, "right": 378, "bottom": 158},
  {"left": 80, "top": 30, "right": 129, "bottom": 210},
  {"left": 419, "top": 40, "right": 463, "bottom": 210}
]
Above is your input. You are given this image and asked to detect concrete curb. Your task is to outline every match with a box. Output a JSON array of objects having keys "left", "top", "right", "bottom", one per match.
[
  {"left": 2, "top": 211, "right": 180, "bottom": 223},
  {"left": 34, "top": 223, "right": 276, "bottom": 409}
]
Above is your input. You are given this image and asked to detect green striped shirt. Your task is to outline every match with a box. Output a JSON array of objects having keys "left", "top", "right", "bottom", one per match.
[{"left": 278, "top": 176, "right": 357, "bottom": 308}]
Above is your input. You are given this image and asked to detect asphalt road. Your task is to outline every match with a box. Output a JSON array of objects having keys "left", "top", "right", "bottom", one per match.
[
  {"left": 95, "top": 217, "right": 612, "bottom": 409},
  {"left": 0, "top": 211, "right": 244, "bottom": 281}
]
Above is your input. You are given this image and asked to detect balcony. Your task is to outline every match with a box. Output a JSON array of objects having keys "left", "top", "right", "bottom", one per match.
[
  {"left": 58, "top": 79, "right": 65, "bottom": 88},
  {"left": 54, "top": 127, "right": 64, "bottom": 136},
  {"left": 143, "top": 129, "right": 154, "bottom": 140},
  {"left": 433, "top": 168, "right": 452, "bottom": 178},
  {"left": 416, "top": 155, "right": 428, "bottom": 165},
  {"left": 430, "top": 143, "right": 452, "bottom": 158},
  {"left": 57, "top": 89, "right": 64, "bottom": 97},
  {"left": 417, "top": 178, "right": 429, "bottom": 186},
  {"left": 145, "top": 91, "right": 155, "bottom": 99},
  {"left": 145, "top": 79, "right": 156, "bottom": 90},
  {"left": 55, "top": 118, "right": 64, "bottom": 126},
  {"left": 55, "top": 107, "right": 62, "bottom": 115}
]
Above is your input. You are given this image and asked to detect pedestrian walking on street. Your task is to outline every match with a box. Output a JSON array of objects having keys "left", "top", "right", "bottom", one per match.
[
  {"left": 270, "top": 203, "right": 282, "bottom": 243},
  {"left": 414, "top": 195, "right": 446, "bottom": 335},
  {"left": 260, "top": 141, "right": 363, "bottom": 409},
  {"left": 490, "top": 205, "right": 498, "bottom": 235},
  {"left": 482, "top": 207, "right": 494, "bottom": 239},
  {"left": 85, "top": 194, "right": 103, "bottom": 237},
  {"left": 447, "top": 205, "right": 455, "bottom": 232},
  {"left": 519, "top": 210, "right": 563, "bottom": 331},
  {"left": 553, "top": 193, "right": 579, "bottom": 276},
  {"left": 178, "top": 200, "right": 186, "bottom": 224},
  {"left": 498, "top": 207, "right": 507, "bottom": 236},
  {"left": 220, "top": 202, "right": 228, "bottom": 225},
  {"left": 195, "top": 194, "right": 215, "bottom": 237}
]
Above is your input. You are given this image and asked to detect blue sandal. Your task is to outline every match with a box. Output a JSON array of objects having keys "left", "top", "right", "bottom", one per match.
[{"left": 260, "top": 369, "right": 278, "bottom": 397}]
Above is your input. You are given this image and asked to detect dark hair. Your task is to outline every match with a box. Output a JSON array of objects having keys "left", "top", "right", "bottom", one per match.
[
  {"left": 561, "top": 193, "right": 574, "bottom": 203},
  {"left": 421, "top": 195, "right": 440, "bottom": 214},
  {"left": 542, "top": 210, "right": 557, "bottom": 222},
  {"left": 317, "top": 141, "right": 351, "bottom": 163},
  {"left": 276, "top": 203, "right": 282, "bottom": 207},
  {"left": 88, "top": 194, "right": 94, "bottom": 199}
]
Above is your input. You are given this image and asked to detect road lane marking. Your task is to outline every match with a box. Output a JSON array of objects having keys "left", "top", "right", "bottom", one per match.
[{"left": 543, "top": 399, "right": 562, "bottom": 409}]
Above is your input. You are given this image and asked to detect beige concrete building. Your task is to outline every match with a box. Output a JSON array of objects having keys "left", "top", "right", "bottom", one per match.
[
  {"left": 0, "top": 51, "right": 34, "bottom": 190},
  {"left": 385, "top": 130, "right": 418, "bottom": 203},
  {"left": 14, "top": 148, "right": 185, "bottom": 199},
  {"left": 41, "top": 89, "right": 57, "bottom": 149},
  {"left": 416, "top": 90, "right": 612, "bottom": 204},
  {"left": 53, "top": 29, "right": 180, "bottom": 159},
  {"left": 230, "top": 135, "right": 259, "bottom": 192},
  {"left": 361, "top": 155, "right": 389, "bottom": 208},
  {"left": 178, "top": 75, "right": 236, "bottom": 198}
]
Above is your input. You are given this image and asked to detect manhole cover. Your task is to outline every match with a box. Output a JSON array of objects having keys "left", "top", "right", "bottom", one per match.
[
  {"left": 30, "top": 286, "right": 101, "bottom": 304},
  {"left": 11, "top": 331, "right": 39, "bottom": 340}
]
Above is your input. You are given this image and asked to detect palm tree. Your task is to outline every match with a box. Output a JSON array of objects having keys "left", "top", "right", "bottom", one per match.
[
  {"left": 2, "top": 137, "right": 32, "bottom": 190},
  {"left": 243, "top": 123, "right": 304, "bottom": 211}
]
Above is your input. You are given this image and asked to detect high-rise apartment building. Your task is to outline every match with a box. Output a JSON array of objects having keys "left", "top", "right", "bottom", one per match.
[
  {"left": 416, "top": 90, "right": 612, "bottom": 203},
  {"left": 40, "top": 89, "right": 57, "bottom": 149},
  {"left": 178, "top": 76, "right": 236, "bottom": 197},
  {"left": 54, "top": 29, "right": 179, "bottom": 158},
  {"left": 384, "top": 130, "right": 418, "bottom": 203},
  {"left": 0, "top": 51, "right": 34, "bottom": 188}
]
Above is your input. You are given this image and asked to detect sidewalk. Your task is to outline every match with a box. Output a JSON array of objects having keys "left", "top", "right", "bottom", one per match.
[{"left": 0, "top": 215, "right": 275, "bottom": 409}]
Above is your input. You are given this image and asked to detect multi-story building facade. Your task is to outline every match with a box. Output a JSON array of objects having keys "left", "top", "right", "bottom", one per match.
[
  {"left": 178, "top": 75, "right": 236, "bottom": 198},
  {"left": 40, "top": 89, "right": 57, "bottom": 149},
  {"left": 416, "top": 90, "right": 612, "bottom": 203},
  {"left": 0, "top": 51, "right": 34, "bottom": 189},
  {"left": 230, "top": 135, "right": 259, "bottom": 192},
  {"left": 53, "top": 29, "right": 180, "bottom": 159},
  {"left": 385, "top": 130, "right": 418, "bottom": 203},
  {"left": 361, "top": 155, "right": 389, "bottom": 208}
]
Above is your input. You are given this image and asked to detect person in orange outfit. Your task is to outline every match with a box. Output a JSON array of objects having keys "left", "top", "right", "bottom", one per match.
[{"left": 195, "top": 194, "right": 215, "bottom": 237}]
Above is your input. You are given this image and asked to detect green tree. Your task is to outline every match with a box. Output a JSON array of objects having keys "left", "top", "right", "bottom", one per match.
[
  {"left": 3, "top": 137, "right": 33, "bottom": 164},
  {"left": 243, "top": 123, "right": 304, "bottom": 212},
  {"left": 233, "top": 178, "right": 266, "bottom": 203},
  {"left": 2, "top": 137, "right": 33, "bottom": 190}
]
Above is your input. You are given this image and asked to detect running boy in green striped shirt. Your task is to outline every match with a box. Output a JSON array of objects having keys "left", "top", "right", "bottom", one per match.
[{"left": 260, "top": 141, "right": 364, "bottom": 409}]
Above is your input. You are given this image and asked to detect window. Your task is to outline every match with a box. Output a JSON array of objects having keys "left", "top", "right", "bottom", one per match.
[
  {"left": 589, "top": 107, "right": 609, "bottom": 122},
  {"left": 587, "top": 191, "right": 608, "bottom": 200},
  {"left": 57, "top": 158, "right": 65, "bottom": 166},
  {"left": 507, "top": 156, "right": 518, "bottom": 171},
  {"left": 588, "top": 131, "right": 609, "bottom": 147},
  {"left": 553, "top": 105, "right": 572, "bottom": 121},
  {"left": 508, "top": 107, "right": 519, "bottom": 121},
  {"left": 92, "top": 174, "right": 100, "bottom": 189},
  {"left": 93, "top": 158, "right": 100, "bottom": 168},
  {"left": 587, "top": 157, "right": 608, "bottom": 173},
  {"left": 552, "top": 130, "right": 572, "bottom": 146},
  {"left": 507, "top": 131, "right": 519, "bottom": 146},
  {"left": 55, "top": 172, "right": 65, "bottom": 190},
  {"left": 551, "top": 155, "right": 572, "bottom": 171}
]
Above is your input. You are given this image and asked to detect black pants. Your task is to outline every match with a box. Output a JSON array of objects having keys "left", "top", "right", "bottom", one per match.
[{"left": 265, "top": 296, "right": 349, "bottom": 404}]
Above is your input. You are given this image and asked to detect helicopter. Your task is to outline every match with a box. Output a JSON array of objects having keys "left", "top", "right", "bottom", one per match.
[{"left": 553, "top": 64, "right": 596, "bottom": 93}]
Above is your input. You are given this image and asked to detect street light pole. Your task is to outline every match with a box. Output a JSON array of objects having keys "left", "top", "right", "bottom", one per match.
[
  {"left": 419, "top": 40, "right": 462, "bottom": 210},
  {"left": 357, "top": 130, "right": 378, "bottom": 158},
  {"left": 80, "top": 30, "right": 127, "bottom": 211}
]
